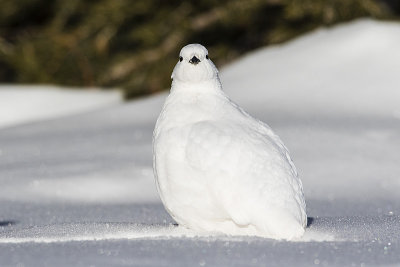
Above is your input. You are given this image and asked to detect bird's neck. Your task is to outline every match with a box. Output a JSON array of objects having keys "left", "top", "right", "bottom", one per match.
[
  {"left": 171, "top": 78, "right": 223, "bottom": 95},
  {"left": 156, "top": 78, "right": 229, "bottom": 130}
]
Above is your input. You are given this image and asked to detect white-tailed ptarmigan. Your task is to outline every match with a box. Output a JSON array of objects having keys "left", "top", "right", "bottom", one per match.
[{"left": 153, "top": 44, "right": 306, "bottom": 240}]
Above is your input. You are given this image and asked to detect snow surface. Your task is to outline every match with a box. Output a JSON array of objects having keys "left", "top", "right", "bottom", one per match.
[
  {"left": 0, "top": 85, "right": 122, "bottom": 129},
  {"left": 0, "top": 19, "right": 400, "bottom": 266}
]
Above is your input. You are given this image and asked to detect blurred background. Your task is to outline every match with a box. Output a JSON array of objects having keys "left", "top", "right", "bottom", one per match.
[{"left": 1, "top": 0, "right": 399, "bottom": 99}]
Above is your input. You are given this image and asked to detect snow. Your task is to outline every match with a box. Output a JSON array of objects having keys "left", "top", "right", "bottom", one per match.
[
  {"left": 0, "top": 85, "right": 122, "bottom": 129},
  {"left": 222, "top": 19, "right": 400, "bottom": 118},
  {"left": 0, "top": 19, "right": 400, "bottom": 266}
]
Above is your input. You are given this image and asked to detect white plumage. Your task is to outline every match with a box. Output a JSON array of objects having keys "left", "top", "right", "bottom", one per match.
[{"left": 153, "top": 44, "right": 306, "bottom": 240}]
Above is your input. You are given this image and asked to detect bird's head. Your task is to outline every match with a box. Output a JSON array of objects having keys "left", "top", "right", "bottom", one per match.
[{"left": 171, "top": 44, "right": 218, "bottom": 83}]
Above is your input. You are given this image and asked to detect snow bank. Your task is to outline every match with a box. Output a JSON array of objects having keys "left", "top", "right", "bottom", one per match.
[
  {"left": 222, "top": 19, "right": 400, "bottom": 118},
  {"left": 0, "top": 85, "right": 122, "bottom": 129}
]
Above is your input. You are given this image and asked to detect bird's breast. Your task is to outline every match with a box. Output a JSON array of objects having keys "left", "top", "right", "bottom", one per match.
[{"left": 155, "top": 96, "right": 226, "bottom": 133}]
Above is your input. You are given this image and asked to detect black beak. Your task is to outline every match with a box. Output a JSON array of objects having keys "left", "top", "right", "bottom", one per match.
[{"left": 189, "top": 56, "right": 200, "bottom": 65}]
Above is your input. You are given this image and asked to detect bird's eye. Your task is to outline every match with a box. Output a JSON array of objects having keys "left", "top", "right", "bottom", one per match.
[
  {"left": 206, "top": 55, "right": 209, "bottom": 59},
  {"left": 179, "top": 56, "right": 183, "bottom": 62}
]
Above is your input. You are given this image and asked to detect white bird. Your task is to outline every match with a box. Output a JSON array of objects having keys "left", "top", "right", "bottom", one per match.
[{"left": 153, "top": 44, "right": 306, "bottom": 240}]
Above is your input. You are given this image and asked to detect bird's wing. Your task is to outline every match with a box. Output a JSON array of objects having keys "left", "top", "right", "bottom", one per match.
[
  {"left": 184, "top": 119, "right": 306, "bottom": 226},
  {"left": 253, "top": 117, "right": 298, "bottom": 177}
]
